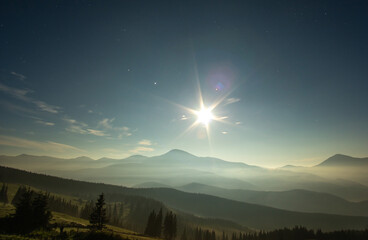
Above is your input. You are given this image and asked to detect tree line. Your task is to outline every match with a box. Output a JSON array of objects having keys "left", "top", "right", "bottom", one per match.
[{"left": 144, "top": 208, "right": 177, "bottom": 240}]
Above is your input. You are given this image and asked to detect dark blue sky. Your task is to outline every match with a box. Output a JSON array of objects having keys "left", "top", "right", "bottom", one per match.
[{"left": 0, "top": 0, "right": 367, "bottom": 167}]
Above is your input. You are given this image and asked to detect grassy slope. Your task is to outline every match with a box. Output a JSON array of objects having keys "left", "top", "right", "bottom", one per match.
[
  {"left": 0, "top": 204, "right": 157, "bottom": 240},
  {"left": 1, "top": 183, "right": 249, "bottom": 238}
]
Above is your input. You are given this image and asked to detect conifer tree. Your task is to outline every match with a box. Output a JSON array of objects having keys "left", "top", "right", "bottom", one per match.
[
  {"left": 163, "top": 211, "right": 177, "bottom": 240},
  {"left": 11, "top": 186, "right": 28, "bottom": 205},
  {"left": 144, "top": 210, "right": 157, "bottom": 236},
  {"left": 13, "top": 189, "right": 33, "bottom": 233},
  {"left": 154, "top": 208, "right": 163, "bottom": 237},
  {"left": 32, "top": 192, "right": 52, "bottom": 230},
  {"left": 89, "top": 193, "right": 107, "bottom": 230},
  {"left": 0, "top": 183, "right": 8, "bottom": 204}
]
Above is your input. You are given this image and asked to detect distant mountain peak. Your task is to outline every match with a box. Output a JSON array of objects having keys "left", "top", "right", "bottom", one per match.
[
  {"left": 72, "top": 156, "right": 94, "bottom": 161},
  {"left": 317, "top": 154, "right": 368, "bottom": 167},
  {"left": 164, "top": 149, "right": 196, "bottom": 157}
]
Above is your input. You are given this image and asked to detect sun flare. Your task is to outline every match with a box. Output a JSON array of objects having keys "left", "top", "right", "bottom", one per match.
[{"left": 196, "top": 107, "right": 214, "bottom": 125}]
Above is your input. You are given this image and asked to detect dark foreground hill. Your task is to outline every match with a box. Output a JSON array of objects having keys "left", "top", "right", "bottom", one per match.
[{"left": 2, "top": 166, "right": 368, "bottom": 231}]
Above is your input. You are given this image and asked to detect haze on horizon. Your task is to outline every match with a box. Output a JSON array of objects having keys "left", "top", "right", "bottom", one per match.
[{"left": 0, "top": 0, "right": 367, "bottom": 168}]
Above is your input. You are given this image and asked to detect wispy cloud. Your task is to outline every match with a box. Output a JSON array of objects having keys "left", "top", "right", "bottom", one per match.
[
  {"left": 130, "top": 146, "right": 154, "bottom": 153},
  {"left": 64, "top": 117, "right": 110, "bottom": 137},
  {"left": 100, "top": 118, "right": 132, "bottom": 138},
  {"left": 64, "top": 117, "right": 88, "bottom": 134},
  {"left": 0, "top": 135, "right": 84, "bottom": 153},
  {"left": 64, "top": 115, "right": 132, "bottom": 139},
  {"left": 35, "top": 120, "right": 55, "bottom": 126},
  {"left": 0, "top": 83, "right": 60, "bottom": 114},
  {"left": 87, "top": 129, "right": 108, "bottom": 136},
  {"left": 138, "top": 139, "right": 152, "bottom": 146},
  {"left": 33, "top": 100, "right": 59, "bottom": 114},
  {"left": 99, "top": 118, "right": 115, "bottom": 129},
  {"left": 221, "top": 131, "right": 228, "bottom": 134},
  {"left": 225, "top": 97, "right": 241, "bottom": 105},
  {"left": 11, "top": 72, "right": 26, "bottom": 81},
  {"left": 235, "top": 121, "right": 242, "bottom": 125}
]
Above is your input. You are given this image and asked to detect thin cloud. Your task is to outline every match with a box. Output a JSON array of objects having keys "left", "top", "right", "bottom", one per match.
[
  {"left": 0, "top": 83, "right": 60, "bottom": 114},
  {"left": 99, "top": 118, "right": 115, "bottom": 129},
  {"left": 107, "top": 121, "right": 132, "bottom": 137},
  {"left": 235, "top": 121, "right": 242, "bottom": 125},
  {"left": 225, "top": 98, "right": 241, "bottom": 105},
  {"left": 64, "top": 117, "right": 88, "bottom": 134},
  {"left": 138, "top": 139, "right": 152, "bottom": 146},
  {"left": 87, "top": 129, "right": 108, "bottom": 137},
  {"left": 221, "top": 131, "right": 228, "bottom": 134},
  {"left": 0, "top": 135, "right": 84, "bottom": 153},
  {"left": 35, "top": 120, "right": 55, "bottom": 126},
  {"left": 65, "top": 116, "right": 131, "bottom": 139},
  {"left": 118, "top": 126, "right": 130, "bottom": 132},
  {"left": 33, "top": 100, "right": 59, "bottom": 114},
  {"left": 130, "top": 146, "right": 154, "bottom": 153},
  {"left": 11, "top": 72, "right": 26, "bottom": 81}
]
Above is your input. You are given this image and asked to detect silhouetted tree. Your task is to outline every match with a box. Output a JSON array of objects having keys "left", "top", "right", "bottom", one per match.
[
  {"left": 89, "top": 193, "right": 107, "bottom": 230},
  {"left": 9, "top": 190, "right": 52, "bottom": 233},
  {"left": 11, "top": 185, "right": 28, "bottom": 205},
  {"left": 154, "top": 208, "right": 163, "bottom": 237},
  {"left": 163, "top": 211, "right": 177, "bottom": 240},
  {"left": 0, "top": 183, "right": 8, "bottom": 204},
  {"left": 144, "top": 210, "right": 157, "bottom": 236},
  {"left": 13, "top": 189, "right": 33, "bottom": 233},
  {"left": 32, "top": 192, "right": 52, "bottom": 230}
]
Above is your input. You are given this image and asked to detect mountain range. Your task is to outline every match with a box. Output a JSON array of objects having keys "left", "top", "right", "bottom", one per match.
[
  {"left": 1, "top": 165, "right": 368, "bottom": 231},
  {"left": 1, "top": 150, "right": 368, "bottom": 201}
]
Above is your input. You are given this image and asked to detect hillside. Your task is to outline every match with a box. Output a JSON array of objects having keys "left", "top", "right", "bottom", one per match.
[
  {"left": 177, "top": 182, "right": 368, "bottom": 216},
  {"left": 0, "top": 167, "right": 250, "bottom": 235},
  {"left": 0, "top": 204, "right": 156, "bottom": 240},
  {"left": 1, "top": 166, "right": 368, "bottom": 231}
]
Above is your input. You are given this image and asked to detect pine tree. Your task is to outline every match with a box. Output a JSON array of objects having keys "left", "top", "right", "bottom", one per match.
[
  {"left": 154, "top": 208, "right": 163, "bottom": 237},
  {"left": 11, "top": 186, "right": 28, "bottom": 205},
  {"left": 144, "top": 210, "right": 157, "bottom": 236},
  {"left": 0, "top": 183, "right": 9, "bottom": 204},
  {"left": 89, "top": 193, "right": 107, "bottom": 230},
  {"left": 13, "top": 189, "right": 33, "bottom": 233},
  {"left": 163, "top": 211, "right": 177, "bottom": 240},
  {"left": 32, "top": 192, "right": 52, "bottom": 230}
]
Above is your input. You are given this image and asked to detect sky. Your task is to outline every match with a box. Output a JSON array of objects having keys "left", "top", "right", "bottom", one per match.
[{"left": 0, "top": 0, "right": 367, "bottom": 167}]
